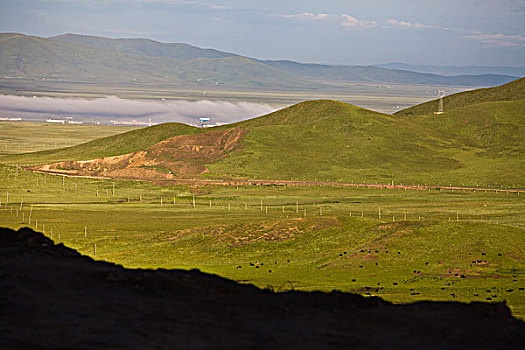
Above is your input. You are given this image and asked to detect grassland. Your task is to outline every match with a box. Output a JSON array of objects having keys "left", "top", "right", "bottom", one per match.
[
  {"left": 1, "top": 80, "right": 523, "bottom": 321},
  {"left": 1, "top": 122, "right": 200, "bottom": 164},
  {"left": 0, "top": 121, "right": 138, "bottom": 156},
  {"left": 0, "top": 164, "right": 523, "bottom": 318}
]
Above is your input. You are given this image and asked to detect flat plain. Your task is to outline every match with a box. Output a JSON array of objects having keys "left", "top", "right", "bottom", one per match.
[{"left": 0, "top": 121, "right": 137, "bottom": 156}]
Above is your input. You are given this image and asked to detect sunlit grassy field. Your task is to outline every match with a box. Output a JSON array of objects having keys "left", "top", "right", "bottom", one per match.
[
  {"left": 1, "top": 164, "right": 523, "bottom": 318},
  {"left": 0, "top": 121, "right": 137, "bottom": 156}
]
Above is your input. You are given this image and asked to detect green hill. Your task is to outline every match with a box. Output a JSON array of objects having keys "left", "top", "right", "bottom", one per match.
[
  {"left": 2, "top": 122, "right": 202, "bottom": 165},
  {"left": 207, "top": 99, "right": 523, "bottom": 187},
  {"left": 395, "top": 77, "right": 525, "bottom": 116}
]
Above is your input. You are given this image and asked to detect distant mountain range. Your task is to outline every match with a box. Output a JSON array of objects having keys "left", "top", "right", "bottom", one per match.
[
  {"left": 376, "top": 63, "right": 525, "bottom": 78},
  {"left": 0, "top": 33, "right": 519, "bottom": 89}
]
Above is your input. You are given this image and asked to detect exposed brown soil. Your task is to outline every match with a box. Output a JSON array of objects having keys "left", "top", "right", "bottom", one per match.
[
  {"left": 377, "top": 222, "right": 405, "bottom": 231},
  {"left": 166, "top": 217, "right": 340, "bottom": 247},
  {"left": 362, "top": 254, "right": 378, "bottom": 261},
  {"left": 32, "top": 127, "right": 247, "bottom": 179},
  {"left": 1, "top": 227, "right": 524, "bottom": 349}
]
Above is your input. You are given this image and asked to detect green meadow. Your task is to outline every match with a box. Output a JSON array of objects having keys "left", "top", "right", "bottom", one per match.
[
  {"left": 1, "top": 165, "right": 523, "bottom": 318},
  {"left": 1, "top": 79, "right": 523, "bottom": 319},
  {"left": 0, "top": 121, "right": 137, "bottom": 156}
]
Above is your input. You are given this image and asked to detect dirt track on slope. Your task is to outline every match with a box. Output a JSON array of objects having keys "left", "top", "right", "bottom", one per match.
[{"left": 28, "top": 167, "right": 525, "bottom": 194}]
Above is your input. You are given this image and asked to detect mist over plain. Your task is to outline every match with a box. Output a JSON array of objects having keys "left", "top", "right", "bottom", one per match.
[{"left": 0, "top": 95, "right": 279, "bottom": 125}]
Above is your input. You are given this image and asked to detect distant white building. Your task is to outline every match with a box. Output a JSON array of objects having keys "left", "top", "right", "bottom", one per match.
[{"left": 46, "top": 119, "right": 65, "bottom": 124}]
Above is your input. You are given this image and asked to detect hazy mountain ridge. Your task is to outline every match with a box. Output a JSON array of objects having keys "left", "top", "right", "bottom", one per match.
[
  {"left": 262, "top": 60, "right": 515, "bottom": 86},
  {"left": 0, "top": 33, "right": 518, "bottom": 89},
  {"left": 376, "top": 63, "right": 525, "bottom": 77}
]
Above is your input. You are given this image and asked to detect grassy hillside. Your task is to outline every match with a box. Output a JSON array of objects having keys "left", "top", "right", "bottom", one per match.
[
  {"left": 1, "top": 122, "right": 202, "bottom": 165},
  {"left": 0, "top": 33, "right": 182, "bottom": 83},
  {"left": 49, "top": 33, "right": 237, "bottom": 60},
  {"left": 395, "top": 77, "right": 525, "bottom": 116},
  {"left": 405, "top": 100, "right": 525, "bottom": 156},
  {"left": 208, "top": 99, "right": 524, "bottom": 187}
]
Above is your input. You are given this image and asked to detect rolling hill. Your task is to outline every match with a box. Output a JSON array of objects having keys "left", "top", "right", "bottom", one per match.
[
  {"left": 4, "top": 77, "right": 523, "bottom": 187},
  {"left": 2, "top": 122, "right": 202, "bottom": 165},
  {"left": 395, "top": 77, "right": 525, "bottom": 116},
  {"left": 0, "top": 33, "right": 518, "bottom": 89}
]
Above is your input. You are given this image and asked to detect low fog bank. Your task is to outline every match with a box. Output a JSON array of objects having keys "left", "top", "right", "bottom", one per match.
[{"left": 0, "top": 95, "right": 281, "bottom": 125}]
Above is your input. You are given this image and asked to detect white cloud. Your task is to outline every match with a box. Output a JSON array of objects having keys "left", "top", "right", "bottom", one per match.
[
  {"left": 386, "top": 18, "right": 433, "bottom": 29},
  {"left": 0, "top": 95, "right": 279, "bottom": 124},
  {"left": 280, "top": 13, "right": 375, "bottom": 27},
  {"left": 341, "top": 14, "right": 376, "bottom": 28},
  {"left": 463, "top": 33, "right": 525, "bottom": 47},
  {"left": 281, "top": 12, "right": 330, "bottom": 20}
]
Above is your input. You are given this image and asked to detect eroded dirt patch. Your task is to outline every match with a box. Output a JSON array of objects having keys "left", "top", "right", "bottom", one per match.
[{"left": 31, "top": 127, "right": 247, "bottom": 180}]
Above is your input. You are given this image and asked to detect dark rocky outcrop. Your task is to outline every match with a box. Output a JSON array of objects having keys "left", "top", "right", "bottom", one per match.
[{"left": 1, "top": 227, "right": 523, "bottom": 349}]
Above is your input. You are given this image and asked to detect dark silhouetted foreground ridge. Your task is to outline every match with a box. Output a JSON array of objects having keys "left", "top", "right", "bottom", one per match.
[{"left": 1, "top": 227, "right": 524, "bottom": 349}]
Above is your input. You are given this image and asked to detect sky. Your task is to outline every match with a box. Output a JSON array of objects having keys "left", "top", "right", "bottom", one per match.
[{"left": 0, "top": 0, "right": 524, "bottom": 66}]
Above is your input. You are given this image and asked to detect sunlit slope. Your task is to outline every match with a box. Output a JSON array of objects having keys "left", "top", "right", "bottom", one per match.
[
  {"left": 395, "top": 77, "right": 525, "bottom": 116},
  {"left": 1, "top": 123, "right": 202, "bottom": 165},
  {"left": 211, "top": 100, "right": 458, "bottom": 181},
  {"left": 405, "top": 100, "right": 524, "bottom": 156},
  {"left": 209, "top": 99, "right": 523, "bottom": 186}
]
